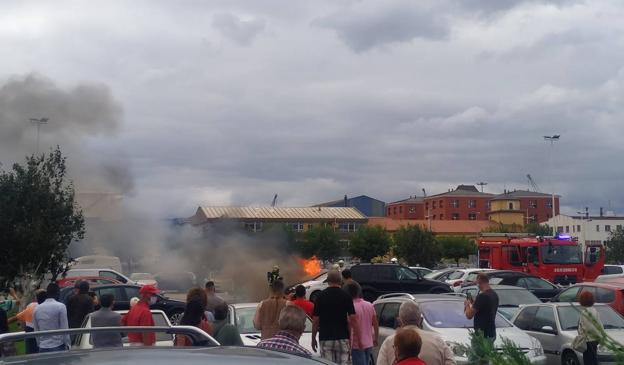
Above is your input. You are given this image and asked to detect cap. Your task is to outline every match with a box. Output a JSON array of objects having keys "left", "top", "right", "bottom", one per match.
[{"left": 139, "top": 285, "right": 160, "bottom": 295}]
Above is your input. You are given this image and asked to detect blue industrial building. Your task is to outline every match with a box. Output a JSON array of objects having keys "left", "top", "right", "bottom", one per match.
[{"left": 314, "top": 195, "right": 386, "bottom": 217}]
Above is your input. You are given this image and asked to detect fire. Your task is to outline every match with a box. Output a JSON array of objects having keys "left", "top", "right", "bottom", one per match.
[{"left": 298, "top": 256, "right": 322, "bottom": 276}]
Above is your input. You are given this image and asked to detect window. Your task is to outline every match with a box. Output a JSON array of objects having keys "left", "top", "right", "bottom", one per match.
[
  {"left": 557, "top": 287, "right": 581, "bottom": 302},
  {"left": 439, "top": 214, "right": 444, "bottom": 220},
  {"left": 595, "top": 288, "right": 615, "bottom": 303},
  {"left": 520, "top": 277, "right": 555, "bottom": 290},
  {"left": 503, "top": 246, "right": 521, "bottom": 265},
  {"left": 432, "top": 215, "right": 436, "bottom": 220},
  {"left": 557, "top": 226, "right": 564, "bottom": 233},
  {"left": 394, "top": 207, "right": 397, "bottom": 215},
  {"left": 572, "top": 225, "right": 576, "bottom": 233},
  {"left": 452, "top": 213, "right": 459, "bottom": 220},
  {"left": 374, "top": 266, "right": 398, "bottom": 281},
  {"left": 339, "top": 223, "right": 356, "bottom": 233},
  {"left": 565, "top": 226, "right": 569, "bottom": 233},
  {"left": 432, "top": 201, "right": 437, "bottom": 209},
  {"left": 531, "top": 307, "right": 557, "bottom": 333},
  {"left": 397, "top": 267, "right": 419, "bottom": 280},
  {"left": 379, "top": 302, "right": 400, "bottom": 328},
  {"left": 399, "top": 206, "right": 403, "bottom": 214},
  {"left": 604, "top": 266, "right": 624, "bottom": 275},
  {"left": 387, "top": 208, "right": 391, "bottom": 216},
  {"left": 577, "top": 225, "right": 581, "bottom": 232},
  {"left": 596, "top": 225, "right": 600, "bottom": 232},
  {"left": 529, "top": 200, "right": 537, "bottom": 208},
  {"left": 451, "top": 200, "right": 459, "bottom": 208},
  {"left": 546, "top": 201, "right": 553, "bottom": 208},
  {"left": 244, "top": 222, "right": 263, "bottom": 232},
  {"left": 124, "top": 286, "right": 141, "bottom": 300},
  {"left": 469, "top": 200, "right": 476, "bottom": 208},
  {"left": 439, "top": 200, "right": 443, "bottom": 208},
  {"left": 605, "top": 225, "right": 611, "bottom": 232},
  {"left": 408, "top": 207, "right": 416, "bottom": 213},
  {"left": 292, "top": 222, "right": 304, "bottom": 232},
  {"left": 513, "top": 306, "right": 538, "bottom": 330},
  {"left": 469, "top": 213, "right": 477, "bottom": 220},
  {"left": 425, "top": 202, "right": 429, "bottom": 209},
  {"left": 99, "top": 271, "right": 127, "bottom": 283},
  {"left": 508, "top": 202, "right": 514, "bottom": 210},
  {"left": 95, "top": 287, "right": 126, "bottom": 301}
]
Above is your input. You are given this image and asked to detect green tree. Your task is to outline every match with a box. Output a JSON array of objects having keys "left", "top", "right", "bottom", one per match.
[
  {"left": 438, "top": 236, "right": 476, "bottom": 267},
  {"left": 605, "top": 227, "right": 624, "bottom": 264},
  {"left": 349, "top": 225, "right": 391, "bottom": 263},
  {"left": 0, "top": 147, "right": 85, "bottom": 291},
  {"left": 525, "top": 223, "right": 552, "bottom": 236},
  {"left": 302, "top": 224, "right": 340, "bottom": 261},
  {"left": 393, "top": 225, "right": 440, "bottom": 268}
]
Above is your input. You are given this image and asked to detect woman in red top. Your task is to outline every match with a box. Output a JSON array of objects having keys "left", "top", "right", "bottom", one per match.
[
  {"left": 175, "top": 299, "right": 212, "bottom": 346},
  {"left": 394, "top": 327, "right": 426, "bottom": 365}
]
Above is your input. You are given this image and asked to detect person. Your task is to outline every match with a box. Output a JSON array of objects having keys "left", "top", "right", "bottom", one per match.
[
  {"left": 122, "top": 284, "right": 158, "bottom": 346},
  {"left": 175, "top": 299, "right": 213, "bottom": 346},
  {"left": 66, "top": 281, "right": 94, "bottom": 330},
  {"left": 90, "top": 293, "right": 122, "bottom": 348},
  {"left": 254, "top": 279, "right": 287, "bottom": 340},
  {"left": 464, "top": 273, "right": 499, "bottom": 340},
  {"left": 257, "top": 305, "right": 312, "bottom": 357},
  {"left": 341, "top": 269, "right": 356, "bottom": 287},
  {"left": 390, "top": 258, "right": 398, "bottom": 264},
  {"left": 33, "top": 283, "right": 70, "bottom": 353},
  {"left": 0, "top": 288, "right": 20, "bottom": 312},
  {"left": 291, "top": 285, "right": 314, "bottom": 317},
  {"left": 393, "top": 327, "right": 426, "bottom": 365},
  {"left": 346, "top": 282, "right": 378, "bottom": 365},
  {"left": 267, "top": 266, "right": 283, "bottom": 286},
  {"left": 212, "top": 302, "right": 243, "bottom": 346},
  {"left": 8, "top": 289, "right": 47, "bottom": 354},
  {"left": 377, "top": 301, "right": 455, "bottom": 365},
  {"left": 205, "top": 281, "right": 225, "bottom": 316},
  {"left": 312, "top": 270, "right": 357, "bottom": 365},
  {"left": 187, "top": 287, "right": 215, "bottom": 322},
  {"left": 0, "top": 304, "right": 16, "bottom": 357},
  {"left": 577, "top": 291, "right": 604, "bottom": 365}
]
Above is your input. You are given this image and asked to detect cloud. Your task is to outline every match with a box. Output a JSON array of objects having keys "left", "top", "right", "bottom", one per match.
[{"left": 212, "top": 12, "right": 266, "bottom": 46}]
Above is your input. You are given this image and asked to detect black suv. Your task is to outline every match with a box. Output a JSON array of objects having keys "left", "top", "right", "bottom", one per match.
[{"left": 350, "top": 264, "right": 452, "bottom": 301}]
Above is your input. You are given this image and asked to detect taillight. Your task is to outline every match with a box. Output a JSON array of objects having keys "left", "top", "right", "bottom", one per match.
[{"left": 453, "top": 281, "right": 463, "bottom": 287}]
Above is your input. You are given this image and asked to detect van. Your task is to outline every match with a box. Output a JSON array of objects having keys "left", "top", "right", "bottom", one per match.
[{"left": 72, "top": 256, "right": 123, "bottom": 273}]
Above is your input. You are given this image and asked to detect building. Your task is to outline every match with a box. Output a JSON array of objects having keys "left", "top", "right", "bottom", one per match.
[
  {"left": 189, "top": 206, "right": 368, "bottom": 234},
  {"left": 386, "top": 196, "right": 425, "bottom": 220},
  {"left": 367, "top": 217, "right": 493, "bottom": 238},
  {"left": 488, "top": 196, "right": 524, "bottom": 225},
  {"left": 488, "top": 190, "right": 559, "bottom": 224},
  {"left": 544, "top": 214, "right": 624, "bottom": 249},
  {"left": 314, "top": 195, "right": 386, "bottom": 217},
  {"left": 425, "top": 185, "right": 493, "bottom": 221}
]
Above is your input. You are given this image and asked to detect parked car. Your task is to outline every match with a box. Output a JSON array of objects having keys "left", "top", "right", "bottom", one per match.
[
  {"left": 75, "top": 309, "right": 174, "bottom": 349},
  {"left": 130, "top": 272, "right": 159, "bottom": 287},
  {"left": 409, "top": 267, "right": 433, "bottom": 277},
  {"left": 57, "top": 276, "right": 122, "bottom": 288},
  {"left": 71, "top": 255, "right": 123, "bottom": 273},
  {"left": 66, "top": 268, "right": 135, "bottom": 285},
  {"left": 511, "top": 303, "right": 624, "bottom": 365},
  {"left": 287, "top": 271, "right": 328, "bottom": 302},
  {"left": 443, "top": 268, "right": 494, "bottom": 290},
  {"left": 228, "top": 303, "right": 319, "bottom": 356},
  {"left": 154, "top": 271, "right": 197, "bottom": 293},
  {"left": 596, "top": 264, "right": 624, "bottom": 282},
  {"left": 551, "top": 282, "right": 624, "bottom": 316},
  {"left": 349, "top": 264, "right": 452, "bottom": 301},
  {"left": 424, "top": 268, "right": 457, "bottom": 281},
  {"left": 372, "top": 294, "right": 546, "bottom": 365},
  {"left": 459, "top": 285, "right": 542, "bottom": 320},
  {"left": 60, "top": 284, "right": 186, "bottom": 324},
  {"left": 461, "top": 270, "right": 561, "bottom": 302}
]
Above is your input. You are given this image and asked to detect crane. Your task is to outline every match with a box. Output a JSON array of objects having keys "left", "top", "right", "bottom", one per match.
[
  {"left": 526, "top": 174, "right": 540, "bottom": 192},
  {"left": 271, "top": 194, "right": 278, "bottom": 207}
]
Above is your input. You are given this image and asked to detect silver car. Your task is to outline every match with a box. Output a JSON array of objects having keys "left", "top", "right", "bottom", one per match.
[
  {"left": 372, "top": 294, "right": 546, "bottom": 365},
  {"left": 511, "top": 303, "right": 624, "bottom": 365}
]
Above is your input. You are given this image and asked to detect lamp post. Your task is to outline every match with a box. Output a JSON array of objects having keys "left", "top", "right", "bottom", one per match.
[{"left": 544, "top": 135, "right": 560, "bottom": 235}]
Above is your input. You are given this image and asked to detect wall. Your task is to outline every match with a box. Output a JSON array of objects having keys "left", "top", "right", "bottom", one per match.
[
  {"left": 425, "top": 196, "right": 491, "bottom": 221},
  {"left": 386, "top": 202, "right": 425, "bottom": 219}
]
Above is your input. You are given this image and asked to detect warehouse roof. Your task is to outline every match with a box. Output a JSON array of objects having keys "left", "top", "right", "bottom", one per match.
[
  {"left": 367, "top": 217, "right": 494, "bottom": 234},
  {"left": 314, "top": 195, "right": 385, "bottom": 207},
  {"left": 388, "top": 196, "right": 424, "bottom": 205},
  {"left": 191, "top": 206, "right": 367, "bottom": 224},
  {"left": 490, "top": 190, "right": 559, "bottom": 200}
]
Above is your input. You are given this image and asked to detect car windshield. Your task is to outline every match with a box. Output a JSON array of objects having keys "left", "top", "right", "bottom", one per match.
[
  {"left": 497, "top": 289, "right": 541, "bottom": 307},
  {"left": 541, "top": 244, "right": 582, "bottom": 264},
  {"left": 131, "top": 273, "right": 153, "bottom": 280},
  {"left": 558, "top": 305, "right": 624, "bottom": 331},
  {"left": 420, "top": 301, "right": 511, "bottom": 328},
  {"left": 235, "top": 307, "right": 313, "bottom": 334}
]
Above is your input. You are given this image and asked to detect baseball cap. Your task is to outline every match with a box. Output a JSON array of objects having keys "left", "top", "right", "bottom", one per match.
[{"left": 139, "top": 285, "right": 160, "bottom": 295}]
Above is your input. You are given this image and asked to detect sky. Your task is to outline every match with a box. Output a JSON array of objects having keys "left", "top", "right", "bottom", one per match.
[{"left": 1, "top": 0, "right": 623, "bottom": 218}]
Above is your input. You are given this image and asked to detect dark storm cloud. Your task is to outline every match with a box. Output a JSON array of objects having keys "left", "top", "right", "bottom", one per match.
[{"left": 212, "top": 12, "right": 266, "bottom": 46}]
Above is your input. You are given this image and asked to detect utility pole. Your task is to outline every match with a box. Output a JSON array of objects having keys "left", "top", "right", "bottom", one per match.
[
  {"left": 544, "top": 135, "right": 560, "bottom": 235},
  {"left": 476, "top": 182, "right": 488, "bottom": 192},
  {"left": 29, "top": 118, "right": 49, "bottom": 155}
]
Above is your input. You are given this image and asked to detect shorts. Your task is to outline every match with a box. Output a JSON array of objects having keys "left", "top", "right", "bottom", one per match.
[{"left": 320, "top": 339, "right": 350, "bottom": 365}]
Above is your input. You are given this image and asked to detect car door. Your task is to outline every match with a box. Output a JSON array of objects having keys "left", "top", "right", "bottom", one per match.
[
  {"left": 372, "top": 302, "right": 397, "bottom": 360},
  {"left": 373, "top": 266, "right": 402, "bottom": 295},
  {"left": 519, "top": 277, "right": 559, "bottom": 302},
  {"left": 528, "top": 307, "right": 560, "bottom": 363},
  {"left": 94, "top": 286, "right": 129, "bottom": 311}
]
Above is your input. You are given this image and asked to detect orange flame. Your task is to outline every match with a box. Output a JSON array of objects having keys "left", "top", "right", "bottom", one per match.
[{"left": 298, "top": 256, "right": 322, "bottom": 276}]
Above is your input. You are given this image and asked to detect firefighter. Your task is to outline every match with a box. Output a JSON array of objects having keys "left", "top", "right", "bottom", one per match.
[
  {"left": 267, "top": 265, "right": 282, "bottom": 285},
  {"left": 390, "top": 258, "right": 398, "bottom": 264}
]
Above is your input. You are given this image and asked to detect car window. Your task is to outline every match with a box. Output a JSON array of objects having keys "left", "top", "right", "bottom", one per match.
[
  {"left": 375, "top": 267, "right": 398, "bottom": 281},
  {"left": 531, "top": 307, "right": 557, "bottom": 333},
  {"left": 595, "top": 287, "right": 615, "bottom": 303},
  {"left": 497, "top": 289, "right": 541, "bottom": 306},
  {"left": 434, "top": 271, "right": 452, "bottom": 281},
  {"left": 99, "top": 271, "right": 127, "bottom": 283},
  {"left": 234, "top": 307, "right": 258, "bottom": 334},
  {"left": 579, "top": 286, "right": 597, "bottom": 301},
  {"left": 462, "top": 288, "right": 478, "bottom": 299},
  {"left": 604, "top": 266, "right": 624, "bottom": 275},
  {"left": 558, "top": 305, "right": 624, "bottom": 331},
  {"left": 125, "top": 287, "right": 141, "bottom": 300},
  {"left": 374, "top": 304, "right": 384, "bottom": 321},
  {"left": 397, "top": 267, "right": 419, "bottom": 280},
  {"left": 95, "top": 287, "right": 126, "bottom": 301},
  {"left": 465, "top": 272, "right": 480, "bottom": 282},
  {"left": 522, "top": 277, "right": 555, "bottom": 290},
  {"left": 420, "top": 301, "right": 511, "bottom": 328},
  {"left": 513, "top": 306, "right": 538, "bottom": 330},
  {"left": 379, "top": 302, "right": 400, "bottom": 328},
  {"left": 557, "top": 286, "right": 581, "bottom": 302},
  {"left": 448, "top": 271, "right": 464, "bottom": 280}
]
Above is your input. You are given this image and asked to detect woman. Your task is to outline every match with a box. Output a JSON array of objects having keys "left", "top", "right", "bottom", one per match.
[
  {"left": 577, "top": 291, "right": 604, "bottom": 365},
  {"left": 175, "top": 299, "right": 212, "bottom": 346}
]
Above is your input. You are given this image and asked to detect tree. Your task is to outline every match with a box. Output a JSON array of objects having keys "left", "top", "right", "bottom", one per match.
[
  {"left": 393, "top": 224, "right": 440, "bottom": 268},
  {"left": 525, "top": 223, "right": 552, "bottom": 236},
  {"left": 605, "top": 227, "right": 624, "bottom": 264},
  {"left": 481, "top": 223, "right": 524, "bottom": 233},
  {"left": 438, "top": 236, "right": 476, "bottom": 267},
  {"left": 302, "top": 224, "right": 340, "bottom": 261},
  {"left": 349, "top": 225, "right": 391, "bottom": 263},
  {"left": 0, "top": 147, "right": 85, "bottom": 292}
]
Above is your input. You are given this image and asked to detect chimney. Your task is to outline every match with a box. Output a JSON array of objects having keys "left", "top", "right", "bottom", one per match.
[
  {"left": 600, "top": 207, "right": 604, "bottom": 217},
  {"left": 344, "top": 195, "right": 348, "bottom": 207}
]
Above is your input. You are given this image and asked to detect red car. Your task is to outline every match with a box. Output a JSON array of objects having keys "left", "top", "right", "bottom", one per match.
[
  {"left": 57, "top": 276, "right": 122, "bottom": 288},
  {"left": 552, "top": 281, "right": 624, "bottom": 315}
]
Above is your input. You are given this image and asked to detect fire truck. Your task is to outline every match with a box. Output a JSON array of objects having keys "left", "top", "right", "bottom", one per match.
[{"left": 477, "top": 233, "right": 605, "bottom": 285}]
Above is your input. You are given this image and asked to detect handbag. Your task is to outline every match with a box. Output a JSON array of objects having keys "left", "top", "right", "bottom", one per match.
[{"left": 572, "top": 335, "right": 587, "bottom": 353}]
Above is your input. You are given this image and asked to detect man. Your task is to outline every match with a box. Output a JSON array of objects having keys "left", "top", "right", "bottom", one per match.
[
  {"left": 204, "top": 281, "right": 225, "bottom": 315},
  {"left": 33, "top": 283, "right": 70, "bottom": 352},
  {"left": 377, "top": 301, "right": 454, "bottom": 365},
  {"left": 393, "top": 327, "right": 426, "bottom": 365},
  {"left": 0, "top": 288, "right": 20, "bottom": 312},
  {"left": 257, "top": 305, "right": 311, "bottom": 357},
  {"left": 291, "top": 285, "right": 314, "bottom": 317},
  {"left": 66, "top": 281, "right": 94, "bottom": 330},
  {"left": 464, "top": 273, "right": 499, "bottom": 340},
  {"left": 212, "top": 302, "right": 243, "bottom": 346},
  {"left": 254, "top": 279, "right": 287, "bottom": 339},
  {"left": 90, "top": 293, "right": 122, "bottom": 348},
  {"left": 312, "top": 270, "right": 357, "bottom": 365},
  {"left": 122, "top": 284, "right": 158, "bottom": 346},
  {"left": 346, "top": 282, "right": 378, "bottom": 365},
  {"left": 8, "top": 289, "right": 47, "bottom": 354},
  {"left": 341, "top": 269, "right": 356, "bottom": 287}
]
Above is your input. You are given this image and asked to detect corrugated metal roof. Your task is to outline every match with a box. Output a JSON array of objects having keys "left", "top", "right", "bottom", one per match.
[{"left": 194, "top": 206, "right": 367, "bottom": 222}]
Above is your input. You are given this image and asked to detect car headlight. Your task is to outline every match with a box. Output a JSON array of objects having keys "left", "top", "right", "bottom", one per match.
[
  {"left": 445, "top": 341, "right": 469, "bottom": 358},
  {"left": 528, "top": 336, "right": 544, "bottom": 357}
]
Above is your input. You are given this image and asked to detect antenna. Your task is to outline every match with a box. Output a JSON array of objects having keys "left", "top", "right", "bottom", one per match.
[
  {"left": 476, "top": 182, "right": 488, "bottom": 192},
  {"left": 271, "top": 194, "right": 278, "bottom": 207},
  {"left": 29, "top": 118, "right": 49, "bottom": 155},
  {"left": 421, "top": 188, "right": 426, "bottom": 197}
]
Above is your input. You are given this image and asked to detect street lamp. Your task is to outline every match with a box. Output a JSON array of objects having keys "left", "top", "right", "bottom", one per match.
[{"left": 544, "top": 135, "right": 560, "bottom": 235}]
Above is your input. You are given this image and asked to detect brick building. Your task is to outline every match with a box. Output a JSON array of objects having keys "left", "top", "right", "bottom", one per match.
[
  {"left": 488, "top": 190, "right": 560, "bottom": 224},
  {"left": 424, "top": 185, "right": 493, "bottom": 221},
  {"left": 386, "top": 196, "right": 425, "bottom": 219}
]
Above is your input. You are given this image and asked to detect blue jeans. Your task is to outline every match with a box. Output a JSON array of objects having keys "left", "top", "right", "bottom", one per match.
[
  {"left": 39, "top": 344, "right": 67, "bottom": 353},
  {"left": 352, "top": 347, "right": 372, "bottom": 365}
]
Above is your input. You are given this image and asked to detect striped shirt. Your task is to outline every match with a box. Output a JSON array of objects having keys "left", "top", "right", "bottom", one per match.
[{"left": 257, "top": 331, "right": 311, "bottom": 357}]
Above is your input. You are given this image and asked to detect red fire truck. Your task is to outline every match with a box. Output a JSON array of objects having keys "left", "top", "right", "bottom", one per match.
[{"left": 477, "top": 233, "right": 605, "bottom": 285}]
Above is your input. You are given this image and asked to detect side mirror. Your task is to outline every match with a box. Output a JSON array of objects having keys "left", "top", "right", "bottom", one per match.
[{"left": 540, "top": 325, "right": 556, "bottom": 334}]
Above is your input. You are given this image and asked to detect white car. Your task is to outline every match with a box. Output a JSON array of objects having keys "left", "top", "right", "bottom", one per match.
[
  {"left": 372, "top": 294, "right": 547, "bottom": 365},
  {"left": 66, "top": 268, "right": 136, "bottom": 285},
  {"left": 130, "top": 272, "right": 159, "bottom": 287},
  {"left": 596, "top": 265, "right": 624, "bottom": 282},
  {"left": 74, "top": 309, "right": 174, "bottom": 349},
  {"left": 228, "top": 303, "right": 319, "bottom": 356},
  {"left": 297, "top": 271, "right": 329, "bottom": 302},
  {"left": 440, "top": 268, "right": 495, "bottom": 291}
]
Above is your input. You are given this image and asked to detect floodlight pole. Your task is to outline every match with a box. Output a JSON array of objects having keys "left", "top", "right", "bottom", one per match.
[{"left": 544, "top": 135, "right": 560, "bottom": 235}]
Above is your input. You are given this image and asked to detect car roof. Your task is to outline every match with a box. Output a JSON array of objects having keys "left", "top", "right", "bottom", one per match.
[
  {"left": 487, "top": 270, "right": 530, "bottom": 276},
  {"left": 374, "top": 294, "right": 464, "bottom": 305},
  {"left": 518, "top": 302, "right": 611, "bottom": 308},
  {"left": 571, "top": 282, "right": 624, "bottom": 289},
  {"left": 461, "top": 285, "right": 529, "bottom": 290}
]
